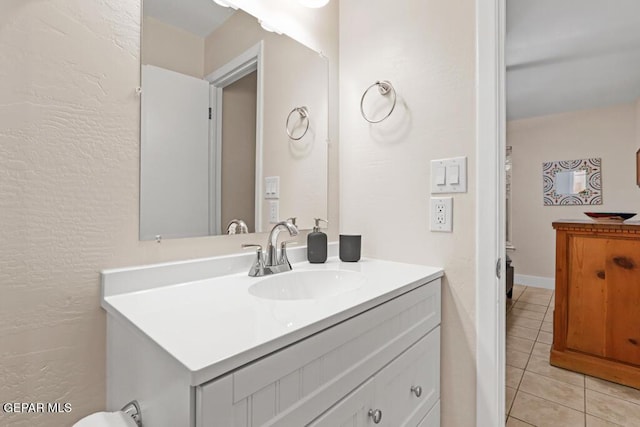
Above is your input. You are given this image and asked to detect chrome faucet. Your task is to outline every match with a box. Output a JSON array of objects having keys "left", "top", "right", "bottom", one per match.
[
  {"left": 266, "top": 221, "right": 298, "bottom": 266},
  {"left": 242, "top": 220, "right": 299, "bottom": 277},
  {"left": 226, "top": 219, "right": 248, "bottom": 234}
]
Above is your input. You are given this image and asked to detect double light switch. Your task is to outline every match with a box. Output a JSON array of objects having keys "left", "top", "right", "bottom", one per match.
[{"left": 430, "top": 157, "right": 467, "bottom": 193}]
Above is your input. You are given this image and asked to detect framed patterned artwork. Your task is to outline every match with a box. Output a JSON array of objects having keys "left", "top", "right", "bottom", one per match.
[{"left": 542, "top": 158, "right": 602, "bottom": 206}]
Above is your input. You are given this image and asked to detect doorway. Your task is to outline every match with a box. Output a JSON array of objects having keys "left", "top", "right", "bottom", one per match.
[
  {"left": 206, "top": 41, "right": 264, "bottom": 235},
  {"left": 219, "top": 71, "right": 258, "bottom": 234}
]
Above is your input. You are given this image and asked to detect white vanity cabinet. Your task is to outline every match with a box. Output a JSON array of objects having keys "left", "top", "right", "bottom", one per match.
[
  {"left": 196, "top": 280, "right": 441, "bottom": 427},
  {"left": 103, "top": 255, "right": 443, "bottom": 427}
]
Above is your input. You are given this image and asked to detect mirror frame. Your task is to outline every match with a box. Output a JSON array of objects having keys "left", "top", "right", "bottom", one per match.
[{"left": 542, "top": 158, "right": 602, "bottom": 206}]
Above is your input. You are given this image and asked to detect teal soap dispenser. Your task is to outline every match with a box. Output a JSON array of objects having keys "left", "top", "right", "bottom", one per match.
[{"left": 307, "top": 218, "right": 328, "bottom": 263}]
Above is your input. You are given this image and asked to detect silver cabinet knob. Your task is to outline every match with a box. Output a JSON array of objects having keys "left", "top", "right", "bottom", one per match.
[
  {"left": 411, "top": 385, "right": 422, "bottom": 397},
  {"left": 368, "top": 409, "right": 382, "bottom": 424}
]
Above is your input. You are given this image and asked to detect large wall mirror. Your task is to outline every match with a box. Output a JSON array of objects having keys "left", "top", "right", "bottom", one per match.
[{"left": 140, "top": 0, "right": 329, "bottom": 240}]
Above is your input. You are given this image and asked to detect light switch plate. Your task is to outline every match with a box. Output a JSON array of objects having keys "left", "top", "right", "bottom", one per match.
[
  {"left": 265, "top": 176, "right": 280, "bottom": 199},
  {"left": 430, "top": 157, "right": 467, "bottom": 193},
  {"left": 430, "top": 197, "right": 453, "bottom": 232}
]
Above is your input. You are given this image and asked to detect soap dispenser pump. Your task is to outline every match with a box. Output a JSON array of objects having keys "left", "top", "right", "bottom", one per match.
[{"left": 307, "top": 218, "right": 328, "bottom": 263}]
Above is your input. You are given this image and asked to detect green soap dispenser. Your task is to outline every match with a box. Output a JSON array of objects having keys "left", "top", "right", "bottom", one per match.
[{"left": 307, "top": 218, "right": 328, "bottom": 263}]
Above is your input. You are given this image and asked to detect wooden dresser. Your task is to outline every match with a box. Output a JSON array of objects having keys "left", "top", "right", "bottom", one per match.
[{"left": 552, "top": 220, "right": 640, "bottom": 387}]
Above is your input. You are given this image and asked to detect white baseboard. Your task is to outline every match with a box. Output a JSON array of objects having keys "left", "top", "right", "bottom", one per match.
[{"left": 514, "top": 274, "right": 554, "bottom": 290}]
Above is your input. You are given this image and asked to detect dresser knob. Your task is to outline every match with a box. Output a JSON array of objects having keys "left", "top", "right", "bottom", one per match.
[
  {"left": 368, "top": 409, "right": 382, "bottom": 424},
  {"left": 411, "top": 385, "right": 423, "bottom": 397}
]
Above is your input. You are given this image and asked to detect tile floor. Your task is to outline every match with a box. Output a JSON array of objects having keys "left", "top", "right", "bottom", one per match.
[{"left": 505, "top": 284, "right": 640, "bottom": 426}]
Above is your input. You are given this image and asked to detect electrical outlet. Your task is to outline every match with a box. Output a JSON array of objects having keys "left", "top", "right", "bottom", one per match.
[
  {"left": 269, "top": 200, "right": 279, "bottom": 223},
  {"left": 430, "top": 197, "right": 453, "bottom": 232}
]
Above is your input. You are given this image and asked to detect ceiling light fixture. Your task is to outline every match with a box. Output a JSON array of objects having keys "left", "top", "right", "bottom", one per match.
[
  {"left": 259, "top": 20, "right": 282, "bottom": 35},
  {"left": 298, "top": 0, "right": 330, "bottom": 7},
  {"left": 213, "top": 0, "right": 237, "bottom": 9}
]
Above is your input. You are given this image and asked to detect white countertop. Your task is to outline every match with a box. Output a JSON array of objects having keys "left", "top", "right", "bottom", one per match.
[{"left": 102, "top": 256, "right": 443, "bottom": 385}]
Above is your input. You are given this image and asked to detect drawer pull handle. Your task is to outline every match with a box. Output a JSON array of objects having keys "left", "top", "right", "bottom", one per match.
[
  {"left": 368, "top": 409, "right": 382, "bottom": 424},
  {"left": 411, "top": 385, "right": 423, "bottom": 397}
]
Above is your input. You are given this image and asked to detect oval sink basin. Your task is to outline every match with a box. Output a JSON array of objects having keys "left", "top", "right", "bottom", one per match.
[{"left": 249, "top": 270, "right": 365, "bottom": 301}]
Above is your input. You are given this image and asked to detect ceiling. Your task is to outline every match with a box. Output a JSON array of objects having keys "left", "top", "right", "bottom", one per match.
[
  {"left": 144, "top": 0, "right": 236, "bottom": 38},
  {"left": 506, "top": 0, "right": 640, "bottom": 120}
]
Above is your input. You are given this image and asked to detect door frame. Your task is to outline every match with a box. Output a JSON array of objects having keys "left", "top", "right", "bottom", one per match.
[
  {"left": 476, "top": 0, "right": 507, "bottom": 425},
  {"left": 205, "top": 41, "right": 264, "bottom": 235}
]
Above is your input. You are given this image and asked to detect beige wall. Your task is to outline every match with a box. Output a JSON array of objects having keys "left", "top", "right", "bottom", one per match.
[
  {"left": 142, "top": 16, "right": 204, "bottom": 78},
  {"left": 339, "top": 0, "right": 477, "bottom": 426},
  {"left": 221, "top": 71, "right": 257, "bottom": 232},
  {"left": 637, "top": 99, "right": 640, "bottom": 149},
  {"left": 205, "top": 10, "right": 329, "bottom": 232},
  {"left": 0, "top": 1, "right": 337, "bottom": 425},
  {"left": 508, "top": 102, "right": 640, "bottom": 279}
]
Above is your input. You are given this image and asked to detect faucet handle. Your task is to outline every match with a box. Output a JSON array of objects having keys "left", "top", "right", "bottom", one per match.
[
  {"left": 242, "top": 243, "right": 264, "bottom": 260},
  {"left": 279, "top": 240, "right": 297, "bottom": 269},
  {"left": 242, "top": 244, "right": 265, "bottom": 277}
]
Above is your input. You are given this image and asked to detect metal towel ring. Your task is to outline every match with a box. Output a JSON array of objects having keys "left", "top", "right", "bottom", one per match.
[
  {"left": 286, "top": 106, "right": 310, "bottom": 140},
  {"left": 360, "top": 80, "right": 397, "bottom": 124}
]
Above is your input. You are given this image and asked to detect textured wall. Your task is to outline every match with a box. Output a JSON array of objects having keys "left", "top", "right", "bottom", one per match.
[
  {"left": 339, "top": 0, "right": 477, "bottom": 425},
  {"left": 0, "top": 0, "right": 337, "bottom": 425},
  {"left": 508, "top": 102, "right": 640, "bottom": 278}
]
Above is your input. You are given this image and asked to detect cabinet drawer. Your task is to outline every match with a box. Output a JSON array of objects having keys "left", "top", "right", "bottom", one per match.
[
  {"left": 373, "top": 327, "right": 440, "bottom": 426},
  {"left": 416, "top": 401, "right": 440, "bottom": 427},
  {"left": 308, "top": 378, "right": 375, "bottom": 427},
  {"left": 196, "top": 280, "right": 441, "bottom": 427},
  {"left": 310, "top": 328, "right": 440, "bottom": 427}
]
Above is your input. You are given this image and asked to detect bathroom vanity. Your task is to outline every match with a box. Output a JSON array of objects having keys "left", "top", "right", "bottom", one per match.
[{"left": 102, "top": 247, "right": 443, "bottom": 426}]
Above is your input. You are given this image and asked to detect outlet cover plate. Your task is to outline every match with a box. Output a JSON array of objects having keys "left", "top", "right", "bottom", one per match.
[
  {"left": 269, "top": 200, "right": 279, "bottom": 223},
  {"left": 430, "top": 197, "right": 453, "bottom": 232}
]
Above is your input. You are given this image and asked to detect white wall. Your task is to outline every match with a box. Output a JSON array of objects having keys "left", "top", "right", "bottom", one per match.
[
  {"left": 142, "top": 16, "right": 204, "bottom": 78},
  {"left": 339, "top": 0, "right": 477, "bottom": 425},
  {"left": 508, "top": 102, "right": 640, "bottom": 279},
  {"left": 0, "top": 1, "right": 337, "bottom": 425}
]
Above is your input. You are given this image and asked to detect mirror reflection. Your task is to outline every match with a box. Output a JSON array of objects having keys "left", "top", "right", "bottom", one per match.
[
  {"left": 555, "top": 170, "right": 587, "bottom": 195},
  {"left": 140, "top": 0, "right": 328, "bottom": 240}
]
